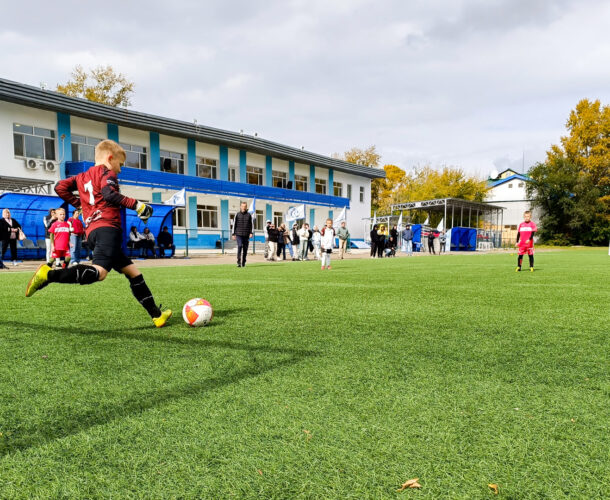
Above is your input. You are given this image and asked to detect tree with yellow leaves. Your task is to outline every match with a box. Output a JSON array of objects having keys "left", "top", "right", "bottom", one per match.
[{"left": 56, "top": 65, "right": 134, "bottom": 108}]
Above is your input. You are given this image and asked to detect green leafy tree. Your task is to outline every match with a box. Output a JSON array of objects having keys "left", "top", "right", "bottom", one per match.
[{"left": 56, "top": 65, "right": 134, "bottom": 107}]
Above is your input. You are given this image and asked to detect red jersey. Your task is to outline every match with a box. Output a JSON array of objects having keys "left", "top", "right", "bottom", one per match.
[
  {"left": 517, "top": 221, "right": 537, "bottom": 248},
  {"left": 68, "top": 216, "right": 85, "bottom": 236},
  {"left": 49, "top": 221, "right": 71, "bottom": 251},
  {"left": 55, "top": 165, "right": 137, "bottom": 236}
]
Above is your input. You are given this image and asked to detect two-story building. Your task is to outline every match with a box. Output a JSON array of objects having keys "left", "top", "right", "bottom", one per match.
[
  {"left": 0, "top": 78, "right": 384, "bottom": 248},
  {"left": 485, "top": 168, "right": 538, "bottom": 242}
]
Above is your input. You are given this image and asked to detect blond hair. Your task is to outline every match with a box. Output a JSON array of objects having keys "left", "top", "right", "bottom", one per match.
[
  {"left": 524, "top": 210, "right": 531, "bottom": 216},
  {"left": 95, "top": 139, "right": 126, "bottom": 161}
]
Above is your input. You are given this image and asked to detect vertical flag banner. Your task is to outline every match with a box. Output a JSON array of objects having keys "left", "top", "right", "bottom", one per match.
[
  {"left": 248, "top": 197, "right": 256, "bottom": 214},
  {"left": 397, "top": 212, "right": 403, "bottom": 230},
  {"left": 436, "top": 218, "right": 444, "bottom": 231},
  {"left": 333, "top": 207, "right": 346, "bottom": 225},
  {"left": 163, "top": 188, "right": 186, "bottom": 206}
]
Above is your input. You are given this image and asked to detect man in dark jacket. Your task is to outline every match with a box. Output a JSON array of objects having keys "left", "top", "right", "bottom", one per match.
[
  {"left": 369, "top": 224, "right": 378, "bottom": 258},
  {"left": 232, "top": 201, "right": 253, "bottom": 267},
  {"left": 157, "top": 226, "right": 176, "bottom": 258}
]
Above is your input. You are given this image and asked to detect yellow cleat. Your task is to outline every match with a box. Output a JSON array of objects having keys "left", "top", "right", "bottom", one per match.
[
  {"left": 153, "top": 309, "right": 172, "bottom": 328},
  {"left": 515, "top": 267, "right": 521, "bottom": 272},
  {"left": 530, "top": 267, "right": 534, "bottom": 272},
  {"left": 25, "top": 264, "right": 51, "bottom": 297}
]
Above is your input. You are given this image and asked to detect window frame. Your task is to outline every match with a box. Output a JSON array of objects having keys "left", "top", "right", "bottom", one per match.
[
  {"left": 315, "top": 178, "right": 327, "bottom": 195},
  {"left": 12, "top": 123, "right": 56, "bottom": 160},
  {"left": 160, "top": 149, "right": 185, "bottom": 175},
  {"left": 333, "top": 181, "right": 343, "bottom": 197},
  {"left": 120, "top": 142, "right": 148, "bottom": 170},
  {"left": 272, "top": 170, "right": 288, "bottom": 189},
  {"left": 246, "top": 165, "right": 263, "bottom": 185},
  {"left": 196, "top": 204, "right": 219, "bottom": 229},
  {"left": 295, "top": 174, "right": 308, "bottom": 192}
]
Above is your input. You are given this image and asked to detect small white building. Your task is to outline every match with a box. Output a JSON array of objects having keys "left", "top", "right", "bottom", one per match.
[{"left": 485, "top": 168, "right": 538, "bottom": 242}]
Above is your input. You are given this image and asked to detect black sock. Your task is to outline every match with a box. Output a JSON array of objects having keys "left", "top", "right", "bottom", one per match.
[
  {"left": 48, "top": 265, "right": 99, "bottom": 285},
  {"left": 529, "top": 255, "right": 534, "bottom": 268},
  {"left": 517, "top": 256, "right": 523, "bottom": 268},
  {"left": 128, "top": 274, "right": 161, "bottom": 318}
]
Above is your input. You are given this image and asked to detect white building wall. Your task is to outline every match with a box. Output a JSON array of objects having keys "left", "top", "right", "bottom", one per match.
[
  {"left": 71, "top": 116, "right": 106, "bottom": 141},
  {"left": 0, "top": 101, "right": 60, "bottom": 183},
  {"left": 159, "top": 134, "right": 187, "bottom": 155},
  {"left": 485, "top": 182, "right": 538, "bottom": 227}
]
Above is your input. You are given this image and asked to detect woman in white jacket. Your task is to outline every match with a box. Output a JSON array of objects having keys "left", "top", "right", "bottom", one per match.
[{"left": 320, "top": 218, "right": 335, "bottom": 270}]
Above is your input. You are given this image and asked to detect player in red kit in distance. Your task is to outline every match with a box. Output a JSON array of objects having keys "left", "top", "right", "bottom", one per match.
[
  {"left": 48, "top": 207, "right": 71, "bottom": 268},
  {"left": 515, "top": 210, "right": 537, "bottom": 272},
  {"left": 25, "top": 140, "right": 172, "bottom": 327}
]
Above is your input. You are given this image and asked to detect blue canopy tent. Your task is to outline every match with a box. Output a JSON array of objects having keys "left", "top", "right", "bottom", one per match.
[
  {"left": 0, "top": 192, "right": 174, "bottom": 259},
  {"left": 450, "top": 227, "right": 477, "bottom": 251},
  {"left": 0, "top": 192, "right": 71, "bottom": 259},
  {"left": 411, "top": 224, "right": 422, "bottom": 252}
]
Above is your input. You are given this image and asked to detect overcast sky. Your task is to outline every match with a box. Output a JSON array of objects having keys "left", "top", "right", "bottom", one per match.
[{"left": 2, "top": 0, "right": 609, "bottom": 177}]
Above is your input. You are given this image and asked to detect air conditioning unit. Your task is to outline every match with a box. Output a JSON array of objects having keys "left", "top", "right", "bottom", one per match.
[
  {"left": 44, "top": 161, "right": 58, "bottom": 172},
  {"left": 25, "top": 158, "right": 38, "bottom": 170}
]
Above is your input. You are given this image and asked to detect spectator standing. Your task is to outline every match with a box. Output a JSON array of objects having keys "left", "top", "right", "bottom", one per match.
[
  {"left": 401, "top": 225, "right": 413, "bottom": 256},
  {"left": 439, "top": 230, "right": 447, "bottom": 253},
  {"left": 158, "top": 226, "right": 176, "bottom": 258},
  {"left": 428, "top": 230, "right": 436, "bottom": 254},
  {"left": 389, "top": 225, "right": 398, "bottom": 253},
  {"left": 141, "top": 228, "right": 156, "bottom": 258},
  {"left": 277, "top": 224, "right": 286, "bottom": 260},
  {"left": 298, "top": 223, "right": 310, "bottom": 260},
  {"left": 267, "top": 223, "right": 279, "bottom": 261},
  {"left": 0, "top": 208, "right": 22, "bottom": 266},
  {"left": 337, "top": 221, "right": 350, "bottom": 259},
  {"left": 307, "top": 226, "right": 314, "bottom": 257},
  {"left": 263, "top": 220, "right": 272, "bottom": 259},
  {"left": 68, "top": 208, "right": 85, "bottom": 265},
  {"left": 281, "top": 224, "right": 295, "bottom": 260},
  {"left": 377, "top": 225, "right": 387, "bottom": 258},
  {"left": 291, "top": 223, "right": 300, "bottom": 260},
  {"left": 320, "top": 218, "right": 336, "bottom": 270},
  {"left": 232, "top": 201, "right": 253, "bottom": 267},
  {"left": 311, "top": 226, "right": 322, "bottom": 260},
  {"left": 48, "top": 207, "right": 71, "bottom": 268},
  {"left": 370, "top": 224, "right": 378, "bottom": 258},
  {"left": 44, "top": 208, "right": 57, "bottom": 263}
]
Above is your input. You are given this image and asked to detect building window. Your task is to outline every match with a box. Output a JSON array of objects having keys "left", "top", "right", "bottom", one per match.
[
  {"left": 333, "top": 181, "right": 343, "bottom": 197},
  {"left": 229, "top": 167, "right": 237, "bottom": 182},
  {"left": 518, "top": 182, "right": 524, "bottom": 188},
  {"left": 160, "top": 150, "right": 185, "bottom": 174},
  {"left": 71, "top": 135, "right": 101, "bottom": 163},
  {"left": 295, "top": 174, "right": 308, "bottom": 192},
  {"left": 120, "top": 143, "right": 148, "bottom": 169},
  {"left": 272, "top": 170, "right": 288, "bottom": 189},
  {"left": 273, "top": 211, "right": 283, "bottom": 227},
  {"left": 347, "top": 184, "right": 352, "bottom": 201},
  {"left": 247, "top": 165, "right": 263, "bottom": 185},
  {"left": 173, "top": 207, "right": 186, "bottom": 227},
  {"left": 254, "top": 209, "right": 264, "bottom": 230},
  {"left": 13, "top": 123, "right": 56, "bottom": 160},
  {"left": 359, "top": 186, "right": 365, "bottom": 203},
  {"left": 196, "top": 157, "right": 217, "bottom": 179},
  {"left": 508, "top": 183, "right": 513, "bottom": 188},
  {"left": 315, "top": 178, "right": 327, "bottom": 195},
  {"left": 197, "top": 205, "right": 218, "bottom": 228}
]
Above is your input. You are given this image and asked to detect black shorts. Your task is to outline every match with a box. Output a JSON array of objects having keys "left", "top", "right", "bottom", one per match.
[{"left": 87, "top": 227, "right": 133, "bottom": 272}]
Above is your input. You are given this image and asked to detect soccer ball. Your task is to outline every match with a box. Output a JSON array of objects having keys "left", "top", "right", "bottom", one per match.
[{"left": 182, "top": 298, "right": 213, "bottom": 327}]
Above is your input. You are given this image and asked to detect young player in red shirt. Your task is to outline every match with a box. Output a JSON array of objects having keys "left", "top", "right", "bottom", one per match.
[
  {"left": 26, "top": 140, "right": 172, "bottom": 327},
  {"left": 515, "top": 210, "right": 537, "bottom": 272},
  {"left": 48, "top": 207, "right": 71, "bottom": 268}
]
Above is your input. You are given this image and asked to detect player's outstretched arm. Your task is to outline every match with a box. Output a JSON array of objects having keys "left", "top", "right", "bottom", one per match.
[{"left": 54, "top": 177, "right": 81, "bottom": 208}]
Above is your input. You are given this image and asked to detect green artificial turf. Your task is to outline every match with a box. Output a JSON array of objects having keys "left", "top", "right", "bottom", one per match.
[{"left": 0, "top": 249, "right": 608, "bottom": 499}]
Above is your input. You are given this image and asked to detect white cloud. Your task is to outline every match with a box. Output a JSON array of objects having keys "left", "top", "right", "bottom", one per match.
[{"left": 1, "top": 0, "right": 610, "bottom": 175}]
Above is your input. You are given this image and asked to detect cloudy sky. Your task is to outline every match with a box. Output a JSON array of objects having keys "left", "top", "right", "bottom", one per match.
[{"left": 2, "top": 0, "right": 609, "bottom": 177}]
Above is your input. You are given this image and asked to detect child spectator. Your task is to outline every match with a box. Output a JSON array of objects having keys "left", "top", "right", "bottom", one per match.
[
  {"left": 48, "top": 208, "right": 71, "bottom": 268},
  {"left": 311, "top": 226, "right": 322, "bottom": 260},
  {"left": 320, "top": 218, "right": 336, "bottom": 270},
  {"left": 267, "top": 223, "right": 279, "bottom": 261},
  {"left": 68, "top": 208, "right": 85, "bottom": 264}
]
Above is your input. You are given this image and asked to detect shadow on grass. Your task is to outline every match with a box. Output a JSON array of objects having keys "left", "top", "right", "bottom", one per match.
[{"left": 1, "top": 321, "right": 318, "bottom": 458}]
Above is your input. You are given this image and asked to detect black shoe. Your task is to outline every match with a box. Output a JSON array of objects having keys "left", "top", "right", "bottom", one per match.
[
  {"left": 242, "top": 263, "right": 246, "bottom": 267},
  {"left": 237, "top": 263, "right": 241, "bottom": 267}
]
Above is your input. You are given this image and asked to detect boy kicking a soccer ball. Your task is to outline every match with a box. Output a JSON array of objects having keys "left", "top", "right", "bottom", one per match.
[
  {"left": 25, "top": 140, "right": 172, "bottom": 327},
  {"left": 515, "top": 210, "right": 537, "bottom": 272},
  {"left": 320, "top": 218, "right": 336, "bottom": 270}
]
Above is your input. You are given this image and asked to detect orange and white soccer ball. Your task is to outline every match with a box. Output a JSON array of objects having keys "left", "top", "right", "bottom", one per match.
[{"left": 182, "top": 298, "right": 213, "bottom": 327}]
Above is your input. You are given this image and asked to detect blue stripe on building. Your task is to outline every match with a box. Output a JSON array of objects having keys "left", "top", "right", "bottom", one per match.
[
  {"left": 309, "top": 164, "right": 316, "bottom": 193},
  {"left": 107, "top": 123, "right": 119, "bottom": 142},
  {"left": 219, "top": 146, "right": 229, "bottom": 181},
  {"left": 266, "top": 203, "right": 272, "bottom": 223},
  {"left": 188, "top": 196, "right": 197, "bottom": 238},
  {"left": 239, "top": 150, "right": 247, "bottom": 184},
  {"left": 266, "top": 156, "right": 273, "bottom": 187},
  {"left": 220, "top": 199, "right": 229, "bottom": 235},
  {"left": 150, "top": 132, "right": 160, "bottom": 171},
  {"left": 57, "top": 112, "right": 71, "bottom": 180},
  {"left": 289, "top": 160, "right": 295, "bottom": 188},
  {"left": 187, "top": 138, "right": 196, "bottom": 176}
]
